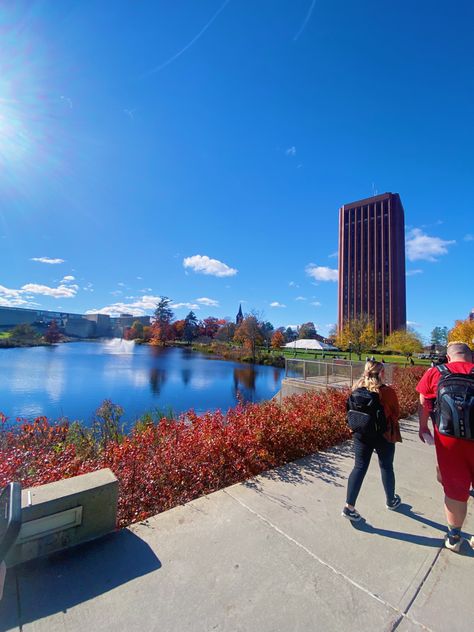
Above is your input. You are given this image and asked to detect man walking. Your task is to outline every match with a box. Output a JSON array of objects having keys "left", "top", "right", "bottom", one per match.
[{"left": 417, "top": 342, "right": 474, "bottom": 552}]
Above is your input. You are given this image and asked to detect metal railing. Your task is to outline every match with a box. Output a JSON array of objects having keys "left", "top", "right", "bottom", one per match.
[{"left": 284, "top": 358, "right": 394, "bottom": 387}]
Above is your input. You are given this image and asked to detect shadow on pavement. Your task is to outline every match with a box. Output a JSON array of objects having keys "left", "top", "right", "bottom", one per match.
[
  {"left": 1, "top": 529, "right": 161, "bottom": 630},
  {"left": 351, "top": 504, "right": 474, "bottom": 555},
  {"left": 351, "top": 517, "right": 443, "bottom": 547},
  {"left": 244, "top": 442, "right": 354, "bottom": 493}
]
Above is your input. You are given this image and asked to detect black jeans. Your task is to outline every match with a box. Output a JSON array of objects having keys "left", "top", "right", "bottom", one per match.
[{"left": 346, "top": 433, "right": 396, "bottom": 506}]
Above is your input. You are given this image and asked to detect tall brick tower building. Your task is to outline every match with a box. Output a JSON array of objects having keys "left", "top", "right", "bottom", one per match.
[{"left": 338, "top": 192, "right": 406, "bottom": 342}]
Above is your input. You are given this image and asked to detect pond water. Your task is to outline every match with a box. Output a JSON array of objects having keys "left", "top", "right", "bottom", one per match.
[{"left": 0, "top": 341, "right": 283, "bottom": 425}]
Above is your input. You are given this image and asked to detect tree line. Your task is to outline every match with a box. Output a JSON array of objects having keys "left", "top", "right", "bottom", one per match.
[
  {"left": 124, "top": 298, "right": 474, "bottom": 359},
  {"left": 124, "top": 298, "right": 330, "bottom": 360}
]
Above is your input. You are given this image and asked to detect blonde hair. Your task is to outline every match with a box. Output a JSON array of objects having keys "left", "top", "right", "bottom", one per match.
[{"left": 353, "top": 360, "right": 385, "bottom": 393}]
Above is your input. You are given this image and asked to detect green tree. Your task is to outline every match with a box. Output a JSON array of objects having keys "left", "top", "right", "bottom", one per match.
[
  {"left": 10, "top": 323, "right": 38, "bottom": 340},
  {"left": 384, "top": 329, "right": 423, "bottom": 359},
  {"left": 183, "top": 311, "right": 199, "bottom": 344},
  {"left": 151, "top": 297, "right": 174, "bottom": 346},
  {"left": 430, "top": 326, "right": 448, "bottom": 348},
  {"left": 335, "top": 315, "right": 377, "bottom": 360},
  {"left": 298, "top": 322, "right": 317, "bottom": 339},
  {"left": 260, "top": 321, "right": 274, "bottom": 350},
  {"left": 285, "top": 326, "right": 297, "bottom": 342}
]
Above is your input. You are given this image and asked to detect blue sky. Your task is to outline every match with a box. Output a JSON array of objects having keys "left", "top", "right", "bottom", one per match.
[{"left": 0, "top": 0, "right": 472, "bottom": 340}]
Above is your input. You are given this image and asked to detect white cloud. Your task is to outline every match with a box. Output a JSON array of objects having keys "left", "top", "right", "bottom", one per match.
[
  {"left": 285, "top": 146, "right": 296, "bottom": 156},
  {"left": 464, "top": 234, "right": 474, "bottom": 242},
  {"left": 196, "top": 297, "right": 219, "bottom": 307},
  {"left": 407, "top": 320, "right": 419, "bottom": 327},
  {"left": 406, "top": 269, "right": 423, "bottom": 276},
  {"left": 328, "top": 251, "right": 338, "bottom": 259},
  {"left": 0, "top": 280, "right": 79, "bottom": 303},
  {"left": 171, "top": 302, "right": 200, "bottom": 310},
  {"left": 406, "top": 229, "right": 455, "bottom": 262},
  {"left": 183, "top": 255, "right": 237, "bottom": 277},
  {"left": 110, "top": 290, "right": 123, "bottom": 296},
  {"left": 305, "top": 264, "right": 338, "bottom": 282},
  {"left": 0, "top": 284, "right": 24, "bottom": 298},
  {"left": 85, "top": 294, "right": 162, "bottom": 317},
  {"left": 0, "top": 296, "right": 32, "bottom": 307},
  {"left": 270, "top": 301, "right": 286, "bottom": 308},
  {"left": 310, "top": 301, "right": 321, "bottom": 307},
  {"left": 30, "top": 257, "right": 65, "bottom": 265},
  {"left": 117, "top": 282, "right": 126, "bottom": 287},
  {"left": 86, "top": 305, "right": 145, "bottom": 317},
  {"left": 61, "top": 275, "right": 75, "bottom": 282},
  {"left": 295, "top": 296, "right": 306, "bottom": 301},
  {"left": 289, "top": 281, "right": 299, "bottom": 288},
  {"left": 21, "top": 283, "right": 79, "bottom": 298}
]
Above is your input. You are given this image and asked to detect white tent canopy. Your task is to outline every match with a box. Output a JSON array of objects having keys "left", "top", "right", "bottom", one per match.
[{"left": 284, "top": 339, "right": 338, "bottom": 351}]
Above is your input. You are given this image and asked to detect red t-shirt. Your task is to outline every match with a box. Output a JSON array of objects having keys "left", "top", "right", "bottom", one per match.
[{"left": 416, "top": 361, "right": 474, "bottom": 401}]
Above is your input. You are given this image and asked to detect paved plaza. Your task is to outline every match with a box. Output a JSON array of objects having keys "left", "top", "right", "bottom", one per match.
[{"left": 1, "top": 418, "right": 473, "bottom": 632}]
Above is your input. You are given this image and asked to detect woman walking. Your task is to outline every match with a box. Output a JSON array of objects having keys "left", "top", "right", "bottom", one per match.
[{"left": 342, "top": 360, "right": 402, "bottom": 521}]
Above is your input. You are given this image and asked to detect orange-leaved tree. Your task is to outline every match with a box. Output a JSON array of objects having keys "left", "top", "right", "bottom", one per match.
[
  {"left": 234, "top": 315, "right": 264, "bottom": 361},
  {"left": 448, "top": 318, "right": 474, "bottom": 349},
  {"left": 271, "top": 330, "right": 285, "bottom": 349}
]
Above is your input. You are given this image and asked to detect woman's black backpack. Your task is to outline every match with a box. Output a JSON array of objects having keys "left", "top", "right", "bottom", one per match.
[
  {"left": 434, "top": 365, "right": 474, "bottom": 441},
  {"left": 347, "top": 387, "right": 387, "bottom": 436}
]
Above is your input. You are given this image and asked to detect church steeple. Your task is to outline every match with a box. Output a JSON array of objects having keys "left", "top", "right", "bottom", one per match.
[{"left": 236, "top": 304, "right": 243, "bottom": 325}]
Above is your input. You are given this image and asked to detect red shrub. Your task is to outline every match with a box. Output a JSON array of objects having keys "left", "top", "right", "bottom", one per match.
[
  {"left": 391, "top": 366, "right": 425, "bottom": 418},
  {"left": 0, "top": 366, "right": 426, "bottom": 528}
]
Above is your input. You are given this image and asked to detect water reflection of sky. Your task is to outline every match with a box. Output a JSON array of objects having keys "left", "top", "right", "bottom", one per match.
[{"left": 0, "top": 343, "right": 283, "bottom": 425}]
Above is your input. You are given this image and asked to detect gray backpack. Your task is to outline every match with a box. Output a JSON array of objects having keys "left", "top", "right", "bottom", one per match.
[{"left": 434, "top": 365, "right": 474, "bottom": 441}]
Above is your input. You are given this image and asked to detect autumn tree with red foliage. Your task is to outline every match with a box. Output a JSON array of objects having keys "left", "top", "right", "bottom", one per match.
[
  {"left": 44, "top": 320, "right": 61, "bottom": 343},
  {"left": 172, "top": 319, "right": 186, "bottom": 341},
  {"left": 124, "top": 320, "right": 145, "bottom": 340},
  {"left": 199, "top": 317, "right": 221, "bottom": 339}
]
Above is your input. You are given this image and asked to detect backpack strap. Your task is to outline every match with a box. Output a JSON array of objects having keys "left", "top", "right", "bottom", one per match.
[{"left": 436, "top": 364, "right": 450, "bottom": 375}]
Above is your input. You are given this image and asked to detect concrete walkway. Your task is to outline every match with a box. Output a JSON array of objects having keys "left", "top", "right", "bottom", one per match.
[{"left": 1, "top": 418, "right": 473, "bottom": 632}]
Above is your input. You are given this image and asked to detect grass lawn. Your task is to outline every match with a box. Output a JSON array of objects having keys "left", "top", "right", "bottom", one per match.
[
  {"left": 0, "top": 332, "right": 11, "bottom": 339},
  {"left": 277, "top": 347, "right": 431, "bottom": 366}
]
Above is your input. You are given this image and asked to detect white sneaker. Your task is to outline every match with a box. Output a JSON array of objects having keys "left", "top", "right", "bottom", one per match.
[{"left": 445, "top": 533, "right": 463, "bottom": 553}]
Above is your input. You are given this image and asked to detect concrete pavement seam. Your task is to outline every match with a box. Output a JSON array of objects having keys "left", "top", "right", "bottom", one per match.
[
  {"left": 224, "top": 489, "right": 434, "bottom": 632},
  {"left": 390, "top": 547, "right": 443, "bottom": 631}
]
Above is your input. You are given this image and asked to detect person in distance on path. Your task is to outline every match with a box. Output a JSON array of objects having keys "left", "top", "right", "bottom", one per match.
[
  {"left": 342, "top": 361, "right": 402, "bottom": 522},
  {"left": 417, "top": 342, "right": 474, "bottom": 553}
]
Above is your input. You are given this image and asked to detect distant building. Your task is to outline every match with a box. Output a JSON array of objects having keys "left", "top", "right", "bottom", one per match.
[
  {"left": 469, "top": 309, "right": 474, "bottom": 321},
  {"left": 0, "top": 306, "right": 150, "bottom": 338},
  {"left": 236, "top": 304, "right": 243, "bottom": 325},
  {"left": 338, "top": 192, "right": 407, "bottom": 342}
]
